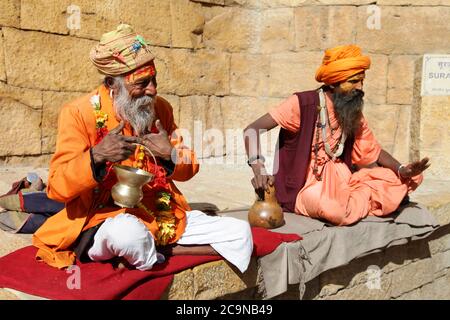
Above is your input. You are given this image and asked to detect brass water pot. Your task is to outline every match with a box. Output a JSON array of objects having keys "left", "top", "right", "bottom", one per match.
[
  {"left": 248, "top": 184, "right": 285, "bottom": 229},
  {"left": 111, "top": 165, "right": 154, "bottom": 208}
]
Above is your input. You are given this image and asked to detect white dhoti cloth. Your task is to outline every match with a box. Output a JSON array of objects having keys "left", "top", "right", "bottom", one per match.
[{"left": 87, "top": 210, "right": 253, "bottom": 273}]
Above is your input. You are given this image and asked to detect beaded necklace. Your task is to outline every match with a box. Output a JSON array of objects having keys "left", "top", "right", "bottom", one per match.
[{"left": 312, "top": 89, "right": 347, "bottom": 181}]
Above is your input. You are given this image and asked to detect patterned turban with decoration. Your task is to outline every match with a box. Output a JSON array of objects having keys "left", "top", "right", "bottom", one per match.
[
  {"left": 90, "top": 24, "right": 155, "bottom": 76},
  {"left": 315, "top": 45, "right": 371, "bottom": 85}
]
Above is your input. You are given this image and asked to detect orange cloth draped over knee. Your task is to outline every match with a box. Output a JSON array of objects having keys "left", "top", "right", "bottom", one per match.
[
  {"left": 315, "top": 45, "right": 371, "bottom": 85},
  {"left": 32, "top": 84, "right": 199, "bottom": 269},
  {"left": 269, "top": 91, "right": 423, "bottom": 226}
]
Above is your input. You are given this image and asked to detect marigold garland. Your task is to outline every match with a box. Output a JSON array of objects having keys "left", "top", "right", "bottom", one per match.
[{"left": 90, "top": 92, "right": 177, "bottom": 245}]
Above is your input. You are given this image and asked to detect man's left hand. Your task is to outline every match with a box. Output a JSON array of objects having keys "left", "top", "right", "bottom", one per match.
[
  {"left": 140, "top": 119, "right": 173, "bottom": 160},
  {"left": 399, "top": 157, "right": 431, "bottom": 178}
]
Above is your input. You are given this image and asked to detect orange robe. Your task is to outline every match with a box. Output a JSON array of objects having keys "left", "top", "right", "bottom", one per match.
[
  {"left": 32, "top": 85, "right": 199, "bottom": 269},
  {"left": 269, "top": 92, "right": 422, "bottom": 226}
]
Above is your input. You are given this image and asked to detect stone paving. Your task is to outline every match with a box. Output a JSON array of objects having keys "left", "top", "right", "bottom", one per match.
[{"left": 0, "top": 161, "right": 449, "bottom": 299}]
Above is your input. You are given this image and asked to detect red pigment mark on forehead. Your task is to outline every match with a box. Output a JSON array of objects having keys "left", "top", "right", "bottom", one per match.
[{"left": 126, "top": 61, "right": 156, "bottom": 84}]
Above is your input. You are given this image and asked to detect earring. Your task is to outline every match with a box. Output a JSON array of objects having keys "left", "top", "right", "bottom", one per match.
[{"left": 110, "top": 89, "right": 113, "bottom": 99}]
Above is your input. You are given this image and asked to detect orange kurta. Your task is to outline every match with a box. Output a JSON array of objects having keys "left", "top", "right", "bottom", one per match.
[
  {"left": 32, "top": 85, "right": 199, "bottom": 269},
  {"left": 269, "top": 92, "right": 422, "bottom": 226}
]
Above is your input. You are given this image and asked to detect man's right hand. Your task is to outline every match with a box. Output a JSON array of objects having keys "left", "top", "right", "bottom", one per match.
[
  {"left": 91, "top": 121, "right": 141, "bottom": 165},
  {"left": 250, "top": 162, "right": 275, "bottom": 193}
]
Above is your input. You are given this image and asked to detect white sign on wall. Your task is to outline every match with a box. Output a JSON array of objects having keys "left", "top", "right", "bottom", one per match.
[{"left": 421, "top": 54, "right": 450, "bottom": 96}]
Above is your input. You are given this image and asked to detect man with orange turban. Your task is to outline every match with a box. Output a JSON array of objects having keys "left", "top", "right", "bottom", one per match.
[
  {"left": 244, "top": 45, "right": 430, "bottom": 226},
  {"left": 32, "top": 24, "right": 253, "bottom": 272}
]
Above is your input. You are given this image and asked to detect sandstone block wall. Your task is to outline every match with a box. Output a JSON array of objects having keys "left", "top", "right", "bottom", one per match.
[{"left": 0, "top": 0, "right": 449, "bottom": 178}]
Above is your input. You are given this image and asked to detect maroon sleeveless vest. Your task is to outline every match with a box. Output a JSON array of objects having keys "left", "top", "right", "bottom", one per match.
[{"left": 274, "top": 90, "right": 355, "bottom": 213}]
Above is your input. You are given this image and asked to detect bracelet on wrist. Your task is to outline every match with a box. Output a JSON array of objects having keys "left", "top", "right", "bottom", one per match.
[
  {"left": 247, "top": 155, "right": 265, "bottom": 167},
  {"left": 397, "top": 164, "right": 406, "bottom": 178}
]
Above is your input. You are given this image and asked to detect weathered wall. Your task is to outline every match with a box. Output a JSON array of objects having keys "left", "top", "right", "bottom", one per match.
[{"left": 0, "top": 0, "right": 449, "bottom": 178}]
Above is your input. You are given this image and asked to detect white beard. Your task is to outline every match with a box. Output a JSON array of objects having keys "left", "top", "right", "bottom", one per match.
[{"left": 113, "top": 77, "right": 156, "bottom": 137}]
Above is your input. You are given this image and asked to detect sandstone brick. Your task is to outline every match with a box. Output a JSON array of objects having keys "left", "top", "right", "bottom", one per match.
[
  {"left": 191, "top": 0, "right": 226, "bottom": 5},
  {"left": 206, "top": 96, "right": 225, "bottom": 132},
  {"left": 405, "top": 237, "right": 434, "bottom": 263},
  {"left": 179, "top": 95, "right": 209, "bottom": 143},
  {"left": 192, "top": 260, "right": 248, "bottom": 299},
  {"left": 166, "top": 49, "right": 230, "bottom": 96},
  {"left": 69, "top": 11, "right": 101, "bottom": 40},
  {"left": 203, "top": 8, "right": 259, "bottom": 53},
  {"left": 167, "top": 269, "right": 195, "bottom": 300},
  {"left": 149, "top": 47, "right": 171, "bottom": 95},
  {"left": 221, "top": 96, "right": 282, "bottom": 158},
  {"left": 364, "top": 54, "right": 388, "bottom": 105},
  {"left": 318, "top": 283, "right": 345, "bottom": 297},
  {"left": 410, "top": 57, "right": 423, "bottom": 162},
  {"left": 390, "top": 257, "right": 434, "bottom": 298},
  {"left": 158, "top": 94, "right": 180, "bottom": 125},
  {"left": 0, "top": 0, "right": 20, "bottom": 27},
  {"left": 0, "top": 29, "right": 5, "bottom": 81},
  {"left": 363, "top": 104, "right": 411, "bottom": 163},
  {"left": 170, "top": 0, "right": 205, "bottom": 49},
  {"left": 294, "top": 6, "right": 357, "bottom": 51},
  {"left": 387, "top": 89, "right": 413, "bottom": 106},
  {"left": 428, "top": 231, "right": 450, "bottom": 255},
  {"left": 387, "top": 55, "right": 417, "bottom": 105},
  {"left": 378, "top": 0, "right": 450, "bottom": 5},
  {"left": 381, "top": 243, "right": 413, "bottom": 274},
  {"left": 268, "top": 51, "right": 323, "bottom": 97},
  {"left": 418, "top": 272, "right": 450, "bottom": 299},
  {"left": 362, "top": 104, "right": 396, "bottom": 149},
  {"left": 396, "top": 271, "right": 450, "bottom": 300},
  {"left": 21, "top": 0, "right": 68, "bottom": 35},
  {"left": 203, "top": 8, "right": 295, "bottom": 53},
  {"left": 431, "top": 249, "right": 450, "bottom": 277},
  {"left": 419, "top": 96, "right": 450, "bottom": 180},
  {"left": 1, "top": 155, "right": 52, "bottom": 168},
  {"left": 259, "top": 8, "right": 295, "bottom": 54},
  {"left": 178, "top": 95, "right": 226, "bottom": 158},
  {"left": 391, "top": 105, "right": 412, "bottom": 164},
  {"left": 42, "top": 91, "right": 82, "bottom": 154},
  {"left": 318, "top": 0, "right": 373, "bottom": 4},
  {"left": 230, "top": 53, "right": 271, "bottom": 97},
  {"left": 203, "top": 96, "right": 226, "bottom": 158},
  {"left": 225, "top": 0, "right": 309, "bottom": 8},
  {"left": 357, "top": 6, "right": 450, "bottom": 54},
  {"left": 0, "top": 83, "right": 42, "bottom": 156},
  {"left": 3, "top": 28, "right": 101, "bottom": 92},
  {"left": 317, "top": 249, "right": 386, "bottom": 292},
  {"left": 20, "top": 0, "right": 97, "bottom": 37},
  {"left": 221, "top": 96, "right": 283, "bottom": 130},
  {"left": 323, "top": 273, "right": 392, "bottom": 300},
  {"left": 0, "top": 82, "right": 42, "bottom": 110},
  {"left": 95, "top": 0, "right": 172, "bottom": 47}
]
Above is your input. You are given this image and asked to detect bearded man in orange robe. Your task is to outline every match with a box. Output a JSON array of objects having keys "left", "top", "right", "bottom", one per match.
[
  {"left": 244, "top": 45, "right": 430, "bottom": 226},
  {"left": 32, "top": 24, "right": 253, "bottom": 272}
]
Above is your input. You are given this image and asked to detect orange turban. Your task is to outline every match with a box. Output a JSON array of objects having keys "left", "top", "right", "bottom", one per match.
[
  {"left": 90, "top": 24, "right": 155, "bottom": 76},
  {"left": 315, "top": 45, "right": 371, "bottom": 85}
]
